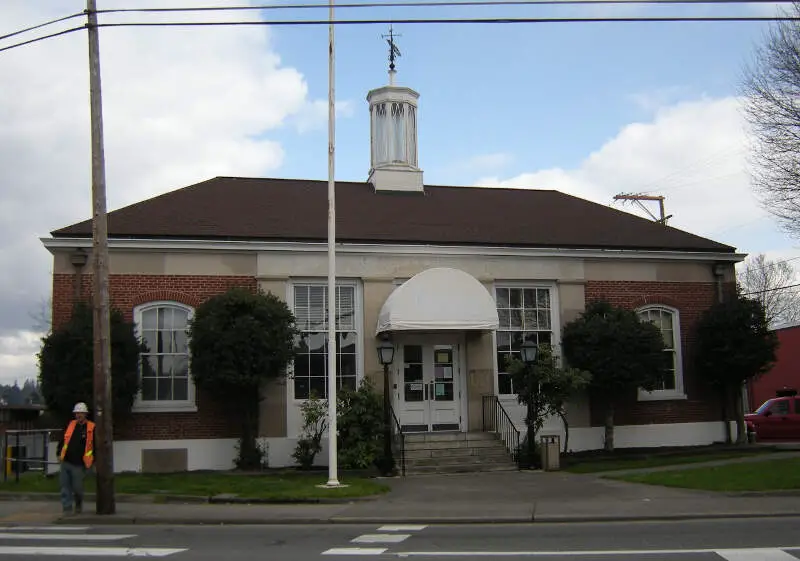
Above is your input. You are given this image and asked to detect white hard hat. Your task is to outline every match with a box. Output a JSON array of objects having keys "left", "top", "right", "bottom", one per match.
[{"left": 73, "top": 402, "right": 89, "bottom": 414}]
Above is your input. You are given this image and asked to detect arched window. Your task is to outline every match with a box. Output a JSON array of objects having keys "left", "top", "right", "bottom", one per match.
[
  {"left": 133, "top": 301, "right": 197, "bottom": 412},
  {"left": 637, "top": 305, "right": 686, "bottom": 401}
]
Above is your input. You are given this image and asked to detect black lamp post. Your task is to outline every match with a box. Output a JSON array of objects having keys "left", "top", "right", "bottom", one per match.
[
  {"left": 520, "top": 340, "right": 538, "bottom": 466},
  {"left": 377, "top": 338, "right": 395, "bottom": 473}
]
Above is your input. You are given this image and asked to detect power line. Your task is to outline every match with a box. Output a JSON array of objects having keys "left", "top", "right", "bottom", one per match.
[
  {"left": 0, "top": 12, "right": 84, "bottom": 42},
  {"left": 92, "top": 16, "right": 800, "bottom": 29},
  {"left": 742, "top": 282, "right": 800, "bottom": 296},
  {"left": 0, "top": 26, "right": 85, "bottom": 54},
  {"left": 95, "top": 0, "right": 800, "bottom": 14}
]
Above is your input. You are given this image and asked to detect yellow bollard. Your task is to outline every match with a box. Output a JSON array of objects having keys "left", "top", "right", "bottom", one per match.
[{"left": 5, "top": 446, "right": 11, "bottom": 476}]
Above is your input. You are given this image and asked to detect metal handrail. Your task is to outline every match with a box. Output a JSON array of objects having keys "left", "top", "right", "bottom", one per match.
[
  {"left": 481, "top": 395, "right": 521, "bottom": 464},
  {"left": 388, "top": 404, "right": 406, "bottom": 476}
]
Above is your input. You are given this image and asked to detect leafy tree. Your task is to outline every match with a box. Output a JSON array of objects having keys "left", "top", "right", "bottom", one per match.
[
  {"left": 337, "top": 379, "right": 386, "bottom": 471},
  {"left": 562, "top": 300, "right": 667, "bottom": 451},
  {"left": 292, "top": 394, "right": 328, "bottom": 470},
  {"left": 737, "top": 253, "right": 800, "bottom": 326},
  {"left": 37, "top": 302, "right": 141, "bottom": 423},
  {"left": 695, "top": 293, "right": 778, "bottom": 444},
  {"left": 742, "top": 3, "right": 800, "bottom": 238},
  {"left": 188, "top": 287, "right": 297, "bottom": 470},
  {"left": 506, "top": 344, "right": 592, "bottom": 459}
]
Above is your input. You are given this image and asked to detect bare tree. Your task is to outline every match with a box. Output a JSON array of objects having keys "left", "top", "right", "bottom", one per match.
[
  {"left": 737, "top": 253, "right": 800, "bottom": 326},
  {"left": 29, "top": 296, "right": 52, "bottom": 333},
  {"left": 742, "top": 3, "right": 800, "bottom": 237}
]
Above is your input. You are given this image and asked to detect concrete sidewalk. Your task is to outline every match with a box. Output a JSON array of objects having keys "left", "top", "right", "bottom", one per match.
[{"left": 1, "top": 468, "right": 798, "bottom": 526}]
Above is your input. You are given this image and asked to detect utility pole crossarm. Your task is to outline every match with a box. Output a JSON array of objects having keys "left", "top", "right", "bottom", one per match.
[{"left": 613, "top": 193, "right": 672, "bottom": 225}]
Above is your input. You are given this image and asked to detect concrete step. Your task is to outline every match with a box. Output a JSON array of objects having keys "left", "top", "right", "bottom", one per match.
[
  {"left": 398, "top": 432, "right": 517, "bottom": 474},
  {"left": 403, "top": 438, "right": 506, "bottom": 451},
  {"left": 404, "top": 445, "right": 511, "bottom": 460},
  {"left": 403, "top": 431, "right": 499, "bottom": 443},
  {"left": 406, "top": 463, "right": 519, "bottom": 475},
  {"left": 405, "top": 454, "right": 517, "bottom": 469}
]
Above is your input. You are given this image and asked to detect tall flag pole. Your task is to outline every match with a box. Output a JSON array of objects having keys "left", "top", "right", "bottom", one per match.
[{"left": 325, "top": 0, "right": 341, "bottom": 488}]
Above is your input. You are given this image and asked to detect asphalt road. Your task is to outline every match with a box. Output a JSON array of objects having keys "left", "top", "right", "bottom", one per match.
[{"left": 0, "top": 517, "right": 799, "bottom": 560}]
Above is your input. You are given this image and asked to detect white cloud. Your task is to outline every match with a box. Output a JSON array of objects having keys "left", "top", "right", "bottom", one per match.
[
  {"left": 0, "top": 1, "right": 340, "bottom": 383},
  {"left": 0, "top": 331, "right": 42, "bottom": 386},
  {"left": 291, "top": 100, "right": 355, "bottom": 134},
  {"left": 476, "top": 96, "right": 773, "bottom": 247}
]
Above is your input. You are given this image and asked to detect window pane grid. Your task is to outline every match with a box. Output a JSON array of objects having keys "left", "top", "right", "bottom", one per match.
[
  {"left": 293, "top": 285, "right": 358, "bottom": 399},
  {"left": 140, "top": 306, "right": 190, "bottom": 403},
  {"left": 496, "top": 287, "right": 553, "bottom": 395},
  {"left": 638, "top": 308, "right": 678, "bottom": 392}
]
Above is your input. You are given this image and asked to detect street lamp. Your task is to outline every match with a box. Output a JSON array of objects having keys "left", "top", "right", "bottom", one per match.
[
  {"left": 521, "top": 340, "right": 538, "bottom": 365},
  {"left": 377, "top": 338, "right": 395, "bottom": 474},
  {"left": 521, "top": 340, "right": 538, "bottom": 467}
]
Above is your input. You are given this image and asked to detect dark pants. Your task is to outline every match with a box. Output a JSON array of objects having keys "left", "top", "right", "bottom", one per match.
[{"left": 59, "top": 462, "right": 86, "bottom": 513}]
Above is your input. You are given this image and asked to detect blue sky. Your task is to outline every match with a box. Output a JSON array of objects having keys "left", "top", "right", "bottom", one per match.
[{"left": 0, "top": 0, "right": 798, "bottom": 384}]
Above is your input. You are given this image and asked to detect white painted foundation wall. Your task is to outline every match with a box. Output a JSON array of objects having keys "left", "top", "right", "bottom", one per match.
[{"left": 105, "top": 421, "right": 740, "bottom": 472}]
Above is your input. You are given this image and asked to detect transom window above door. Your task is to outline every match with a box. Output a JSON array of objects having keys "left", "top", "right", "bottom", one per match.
[{"left": 495, "top": 286, "right": 554, "bottom": 395}]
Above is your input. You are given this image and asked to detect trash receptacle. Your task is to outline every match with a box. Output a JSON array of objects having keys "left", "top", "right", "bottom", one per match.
[{"left": 539, "top": 435, "right": 560, "bottom": 471}]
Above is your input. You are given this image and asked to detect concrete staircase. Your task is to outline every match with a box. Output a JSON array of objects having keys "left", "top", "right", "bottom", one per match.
[{"left": 402, "top": 431, "right": 518, "bottom": 475}]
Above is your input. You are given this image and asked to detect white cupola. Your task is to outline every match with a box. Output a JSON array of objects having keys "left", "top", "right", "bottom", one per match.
[{"left": 367, "top": 28, "right": 424, "bottom": 193}]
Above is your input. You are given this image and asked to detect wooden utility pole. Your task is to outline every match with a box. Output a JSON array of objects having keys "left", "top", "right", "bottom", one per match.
[
  {"left": 613, "top": 193, "right": 672, "bottom": 225},
  {"left": 86, "top": 0, "right": 115, "bottom": 515}
]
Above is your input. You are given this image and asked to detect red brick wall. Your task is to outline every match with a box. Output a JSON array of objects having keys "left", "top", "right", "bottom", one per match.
[
  {"left": 51, "top": 273, "right": 258, "bottom": 441},
  {"left": 584, "top": 280, "right": 727, "bottom": 427}
]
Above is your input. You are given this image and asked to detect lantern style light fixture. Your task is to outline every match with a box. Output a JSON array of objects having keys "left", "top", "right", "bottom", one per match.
[
  {"left": 377, "top": 337, "right": 395, "bottom": 474},
  {"left": 521, "top": 340, "right": 538, "bottom": 365},
  {"left": 378, "top": 339, "right": 395, "bottom": 366}
]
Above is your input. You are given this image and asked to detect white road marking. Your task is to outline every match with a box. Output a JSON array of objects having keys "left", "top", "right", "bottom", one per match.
[
  {"left": 378, "top": 525, "right": 428, "bottom": 532},
  {"left": 0, "top": 527, "right": 89, "bottom": 532},
  {"left": 387, "top": 547, "right": 800, "bottom": 557},
  {"left": 323, "top": 547, "right": 388, "bottom": 555},
  {"left": 0, "top": 532, "right": 135, "bottom": 541},
  {"left": 0, "top": 546, "right": 186, "bottom": 557},
  {"left": 353, "top": 533, "right": 411, "bottom": 544},
  {"left": 715, "top": 549, "right": 799, "bottom": 561}
]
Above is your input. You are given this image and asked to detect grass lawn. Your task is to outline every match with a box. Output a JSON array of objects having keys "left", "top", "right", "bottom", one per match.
[
  {"left": 0, "top": 471, "right": 390, "bottom": 500},
  {"left": 608, "top": 457, "right": 800, "bottom": 492},
  {"left": 564, "top": 449, "right": 777, "bottom": 474}
]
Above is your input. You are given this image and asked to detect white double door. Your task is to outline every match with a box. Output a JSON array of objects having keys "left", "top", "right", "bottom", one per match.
[{"left": 395, "top": 335, "right": 463, "bottom": 433}]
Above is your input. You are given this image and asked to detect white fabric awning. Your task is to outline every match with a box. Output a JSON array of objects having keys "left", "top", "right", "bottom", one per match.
[{"left": 375, "top": 267, "right": 499, "bottom": 334}]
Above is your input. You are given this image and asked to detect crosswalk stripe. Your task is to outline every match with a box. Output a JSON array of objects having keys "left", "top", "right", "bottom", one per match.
[
  {"left": 0, "top": 527, "right": 89, "bottom": 532},
  {"left": 378, "top": 525, "right": 427, "bottom": 532},
  {"left": 0, "top": 546, "right": 187, "bottom": 557},
  {"left": 323, "top": 547, "right": 387, "bottom": 556},
  {"left": 352, "top": 533, "right": 411, "bottom": 544},
  {"left": 715, "top": 549, "right": 799, "bottom": 560},
  {"left": 0, "top": 532, "right": 134, "bottom": 541}
]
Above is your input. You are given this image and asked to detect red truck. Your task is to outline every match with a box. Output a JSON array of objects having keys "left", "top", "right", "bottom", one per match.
[{"left": 745, "top": 395, "right": 800, "bottom": 441}]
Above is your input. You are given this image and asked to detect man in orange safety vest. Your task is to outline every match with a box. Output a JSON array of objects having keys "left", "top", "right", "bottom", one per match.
[{"left": 57, "top": 402, "right": 95, "bottom": 515}]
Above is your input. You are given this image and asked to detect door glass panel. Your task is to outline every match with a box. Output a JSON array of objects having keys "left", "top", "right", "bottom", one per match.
[
  {"left": 403, "top": 345, "right": 424, "bottom": 402},
  {"left": 433, "top": 346, "right": 455, "bottom": 401}
]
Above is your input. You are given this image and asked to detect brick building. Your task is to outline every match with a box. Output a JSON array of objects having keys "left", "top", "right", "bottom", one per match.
[{"left": 41, "top": 66, "right": 743, "bottom": 472}]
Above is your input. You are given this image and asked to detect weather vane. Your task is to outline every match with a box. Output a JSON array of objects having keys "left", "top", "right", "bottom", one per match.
[{"left": 382, "top": 25, "right": 402, "bottom": 72}]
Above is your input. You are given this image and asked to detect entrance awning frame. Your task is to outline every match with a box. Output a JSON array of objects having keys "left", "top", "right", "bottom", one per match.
[{"left": 375, "top": 267, "right": 499, "bottom": 335}]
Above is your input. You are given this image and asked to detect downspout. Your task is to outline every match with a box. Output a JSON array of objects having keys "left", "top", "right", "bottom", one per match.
[
  {"left": 712, "top": 262, "right": 732, "bottom": 443},
  {"left": 70, "top": 248, "right": 88, "bottom": 303}
]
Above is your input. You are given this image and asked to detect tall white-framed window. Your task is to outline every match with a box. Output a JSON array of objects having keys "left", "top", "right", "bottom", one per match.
[
  {"left": 289, "top": 281, "right": 362, "bottom": 400},
  {"left": 636, "top": 305, "right": 686, "bottom": 401},
  {"left": 133, "top": 301, "right": 197, "bottom": 413},
  {"left": 494, "top": 285, "right": 557, "bottom": 396}
]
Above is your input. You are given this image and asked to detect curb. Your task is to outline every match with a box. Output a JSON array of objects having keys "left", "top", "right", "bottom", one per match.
[
  {"left": 53, "top": 511, "right": 800, "bottom": 527},
  {"left": 0, "top": 492, "right": 380, "bottom": 506}
]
